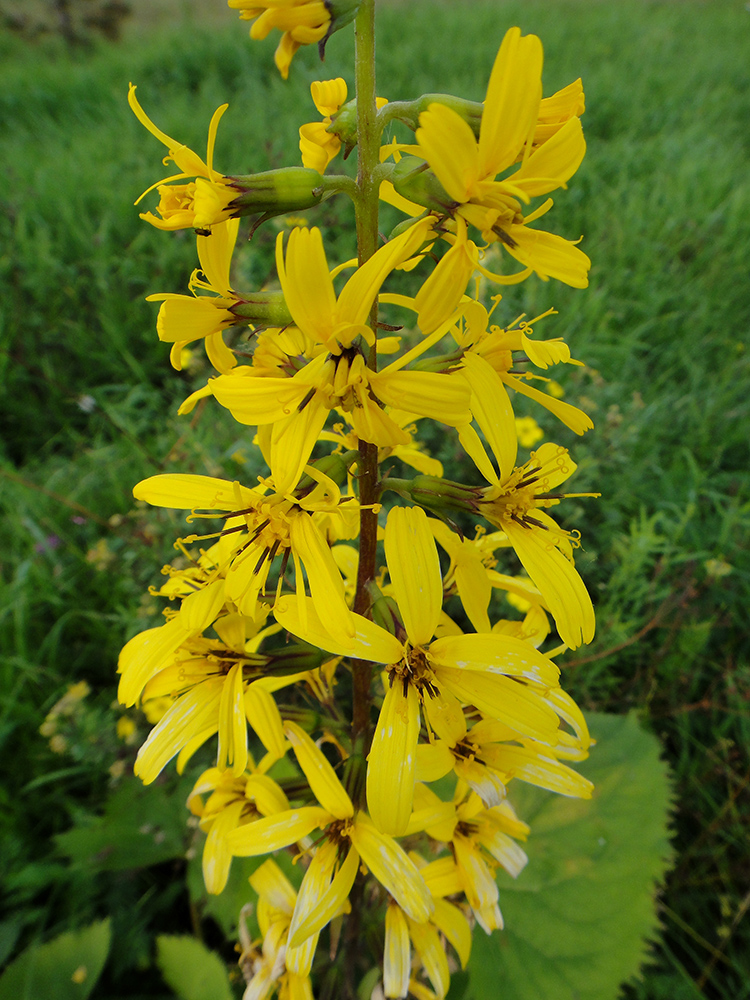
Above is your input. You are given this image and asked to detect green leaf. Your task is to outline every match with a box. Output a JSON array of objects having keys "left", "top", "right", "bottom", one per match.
[
  {"left": 54, "top": 775, "right": 189, "bottom": 871},
  {"left": 0, "top": 919, "right": 111, "bottom": 1000},
  {"left": 156, "top": 936, "right": 234, "bottom": 1000},
  {"left": 466, "top": 712, "right": 674, "bottom": 1000}
]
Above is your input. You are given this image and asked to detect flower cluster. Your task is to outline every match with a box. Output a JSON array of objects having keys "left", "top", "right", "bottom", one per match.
[{"left": 122, "top": 12, "right": 598, "bottom": 999}]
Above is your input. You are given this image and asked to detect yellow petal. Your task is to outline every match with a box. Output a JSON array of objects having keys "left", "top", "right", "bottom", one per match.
[
  {"left": 217, "top": 662, "right": 248, "bottom": 775},
  {"left": 274, "top": 595, "right": 403, "bottom": 664},
  {"left": 372, "top": 370, "right": 471, "bottom": 428},
  {"left": 502, "top": 517, "right": 595, "bottom": 648},
  {"left": 366, "top": 681, "right": 420, "bottom": 835},
  {"left": 244, "top": 772, "right": 290, "bottom": 816},
  {"left": 350, "top": 816, "right": 433, "bottom": 923},
  {"left": 133, "top": 473, "right": 258, "bottom": 511},
  {"left": 501, "top": 373, "right": 593, "bottom": 435},
  {"left": 135, "top": 678, "right": 224, "bottom": 784},
  {"left": 435, "top": 666, "right": 559, "bottom": 744},
  {"left": 202, "top": 799, "right": 245, "bottom": 894},
  {"left": 278, "top": 228, "right": 337, "bottom": 344},
  {"left": 269, "top": 396, "right": 330, "bottom": 494},
  {"left": 417, "top": 102, "right": 479, "bottom": 203},
  {"left": 197, "top": 218, "right": 239, "bottom": 296},
  {"left": 289, "top": 515, "right": 355, "bottom": 643},
  {"left": 415, "top": 742, "right": 454, "bottom": 784},
  {"left": 407, "top": 918, "right": 449, "bottom": 1000},
  {"left": 431, "top": 899, "right": 472, "bottom": 969},
  {"left": 310, "top": 78, "right": 347, "bottom": 117},
  {"left": 117, "top": 617, "right": 188, "bottom": 707},
  {"left": 505, "top": 224, "right": 591, "bottom": 288},
  {"left": 249, "top": 857, "right": 296, "bottom": 914},
  {"left": 336, "top": 219, "right": 432, "bottom": 328},
  {"left": 384, "top": 904, "right": 411, "bottom": 1000},
  {"left": 429, "top": 632, "right": 559, "bottom": 687},
  {"left": 227, "top": 806, "right": 331, "bottom": 856},
  {"left": 461, "top": 353, "right": 517, "bottom": 481},
  {"left": 284, "top": 720, "right": 353, "bottom": 819},
  {"left": 422, "top": 689, "right": 466, "bottom": 745},
  {"left": 154, "top": 296, "right": 232, "bottom": 344},
  {"left": 511, "top": 116, "right": 586, "bottom": 197},
  {"left": 385, "top": 505, "right": 442, "bottom": 646},
  {"left": 245, "top": 683, "right": 286, "bottom": 759},
  {"left": 287, "top": 841, "right": 359, "bottom": 947},
  {"left": 419, "top": 857, "right": 463, "bottom": 898},
  {"left": 211, "top": 372, "right": 314, "bottom": 426},
  {"left": 478, "top": 28, "right": 543, "bottom": 179},
  {"left": 178, "top": 578, "right": 226, "bottom": 631}
]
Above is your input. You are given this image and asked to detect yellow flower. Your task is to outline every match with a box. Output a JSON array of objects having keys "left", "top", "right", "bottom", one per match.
[
  {"left": 131, "top": 470, "right": 357, "bottom": 646},
  {"left": 319, "top": 410, "right": 444, "bottom": 478},
  {"left": 123, "top": 607, "right": 300, "bottom": 783},
  {"left": 188, "top": 760, "right": 289, "bottom": 894},
  {"left": 300, "top": 78, "right": 388, "bottom": 172},
  {"left": 416, "top": 688, "right": 593, "bottom": 806},
  {"left": 413, "top": 28, "right": 589, "bottom": 286},
  {"left": 453, "top": 300, "right": 593, "bottom": 481},
  {"left": 299, "top": 78, "right": 348, "bottom": 172},
  {"left": 275, "top": 506, "right": 564, "bottom": 836},
  {"left": 384, "top": 895, "right": 471, "bottom": 1000},
  {"left": 146, "top": 220, "right": 241, "bottom": 373},
  {"left": 228, "top": 721, "right": 434, "bottom": 947},
  {"left": 515, "top": 415, "right": 544, "bottom": 448},
  {"left": 473, "top": 441, "right": 598, "bottom": 649},
  {"left": 409, "top": 783, "right": 530, "bottom": 934},
  {"left": 429, "top": 519, "right": 511, "bottom": 634},
  {"left": 229, "top": 0, "right": 331, "bottom": 80},
  {"left": 208, "top": 222, "right": 471, "bottom": 493},
  {"left": 128, "top": 84, "right": 236, "bottom": 231}
]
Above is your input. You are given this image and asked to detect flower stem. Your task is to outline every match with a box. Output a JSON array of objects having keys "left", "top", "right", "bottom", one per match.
[{"left": 351, "top": 0, "right": 379, "bottom": 753}]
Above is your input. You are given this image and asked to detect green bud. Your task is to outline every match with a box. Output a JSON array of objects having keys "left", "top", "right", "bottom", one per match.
[
  {"left": 392, "top": 94, "right": 483, "bottom": 137},
  {"left": 231, "top": 291, "right": 293, "bottom": 328},
  {"left": 264, "top": 642, "right": 327, "bottom": 677},
  {"left": 294, "top": 452, "right": 350, "bottom": 498},
  {"left": 227, "top": 167, "right": 325, "bottom": 217},
  {"left": 367, "top": 581, "right": 401, "bottom": 638},
  {"left": 388, "top": 212, "right": 429, "bottom": 240},
  {"left": 327, "top": 98, "right": 358, "bottom": 158},
  {"left": 391, "top": 155, "right": 457, "bottom": 214},
  {"left": 385, "top": 475, "right": 480, "bottom": 516}
]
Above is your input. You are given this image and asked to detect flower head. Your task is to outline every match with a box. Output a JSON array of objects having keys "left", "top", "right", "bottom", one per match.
[
  {"left": 404, "top": 28, "right": 590, "bottom": 286},
  {"left": 129, "top": 84, "right": 236, "bottom": 231},
  {"left": 229, "top": 0, "right": 331, "bottom": 79}
]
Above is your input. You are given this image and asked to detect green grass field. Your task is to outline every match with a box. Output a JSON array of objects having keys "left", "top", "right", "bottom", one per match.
[{"left": 1, "top": 1, "right": 749, "bottom": 997}]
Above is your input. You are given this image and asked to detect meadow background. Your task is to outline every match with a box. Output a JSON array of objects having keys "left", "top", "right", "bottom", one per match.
[{"left": 1, "top": 0, "right": 749, "bottom": 997}]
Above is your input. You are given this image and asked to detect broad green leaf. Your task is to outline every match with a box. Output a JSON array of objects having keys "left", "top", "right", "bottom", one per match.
[
  {"left": 54, "top": 775, "right": 189, "bottom": 871},
  {"left": 156, "top": 935, "right": 233, "bottom": 1000},
  {"left": 466, "top": 712, "right": 674, "bottom": 1000},
  {"left": 0, "top": 919, "right": 110, "bottom": 1000}
]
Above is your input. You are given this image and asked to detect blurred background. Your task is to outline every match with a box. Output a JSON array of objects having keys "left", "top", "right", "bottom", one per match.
[{"left": 1, "top": 1, "right": 749, "bottom": 997}]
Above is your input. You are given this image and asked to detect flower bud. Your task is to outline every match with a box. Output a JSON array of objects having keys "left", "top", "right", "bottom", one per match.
[
  {"left": 391, "top": 156, "right": 457, "bottom": 215},
  {"left": 231, "top": 292, "right": 293, "bottom": 328},
  {"left": 393, "top": 94, "right": 483, "bottom": 137},
  {"left": 327, "top": 98, "right": 358, "bottom": 157},
  {"left": 386, "top": 475, "right": 481, "bottom": 517},
  {"left": 227, "top": 167, "right": 325, "bottom": 217},
  {"left": 265, "top": 643, "right": 328, "bottom": 677}
]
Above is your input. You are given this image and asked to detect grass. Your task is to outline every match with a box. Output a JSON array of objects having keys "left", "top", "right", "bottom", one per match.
[{"left": 1, "top": 0, "right": 749, "bottom": 996}]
